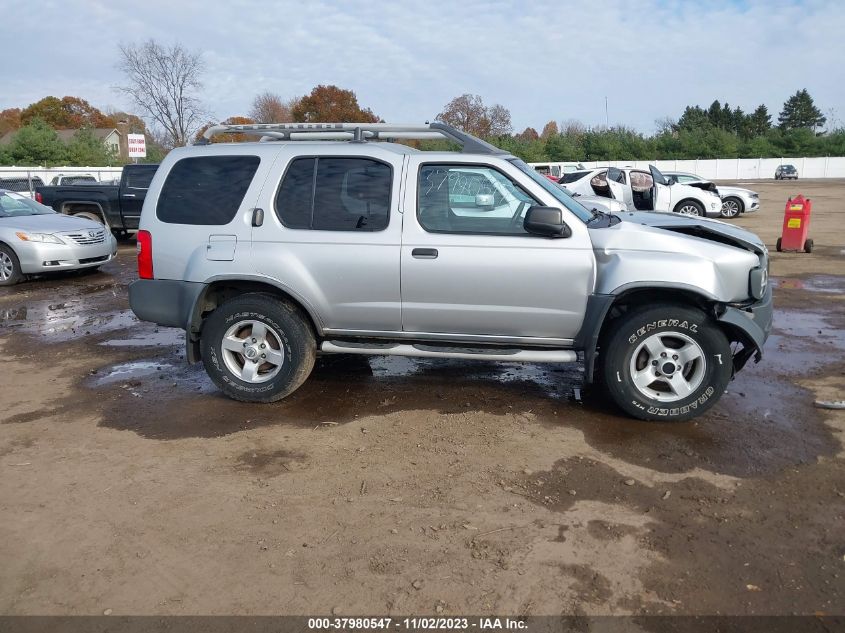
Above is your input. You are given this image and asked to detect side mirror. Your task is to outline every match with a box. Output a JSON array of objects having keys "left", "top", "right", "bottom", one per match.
[
  {"left": 524, "top": 206, "right": 571, "bottom": 238},
  {"left": 475, "top": 193, "right": 495, "bottom": 208}
]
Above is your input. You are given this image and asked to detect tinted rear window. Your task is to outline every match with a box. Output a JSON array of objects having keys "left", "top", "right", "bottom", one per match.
[
  {"left": 156, "top": 156, "right": 260, "bottom": 225},
  {"left": 275, "top": 157, "right": 391, "bottom": 232}
]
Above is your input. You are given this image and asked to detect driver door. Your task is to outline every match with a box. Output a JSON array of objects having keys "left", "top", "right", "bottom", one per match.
[
  {"left": 400, "top": 161, "right": 593, "bottom": 341},
  {"left": 649, "top": 165, "right": 672, "bottom": 212}
]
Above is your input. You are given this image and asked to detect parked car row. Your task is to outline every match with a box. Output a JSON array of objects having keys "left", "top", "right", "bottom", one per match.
[{"left": 553, "top": 165, "right": 764, "bottom": 220}]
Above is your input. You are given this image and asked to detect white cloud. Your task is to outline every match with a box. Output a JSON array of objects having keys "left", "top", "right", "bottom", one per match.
[{"left": 4, "top": 0, "right": 843, "bottom": 133}]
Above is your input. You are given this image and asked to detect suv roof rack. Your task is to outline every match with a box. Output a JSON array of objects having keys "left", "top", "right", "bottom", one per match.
[{"left": 195, "top": 122, "right": 508, "bottom": 155}]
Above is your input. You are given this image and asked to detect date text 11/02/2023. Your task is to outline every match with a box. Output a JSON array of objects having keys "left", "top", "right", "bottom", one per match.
[{"left": 307, "top": 617, "right": 528, "bottom": 630}]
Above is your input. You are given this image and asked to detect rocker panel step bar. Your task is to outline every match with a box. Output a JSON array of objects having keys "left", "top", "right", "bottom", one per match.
[{"left": 320, "top": 341, "right": 577, "bottom": 363}]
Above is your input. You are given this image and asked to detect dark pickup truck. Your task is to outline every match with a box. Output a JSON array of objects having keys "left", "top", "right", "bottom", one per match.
[{"left": 35, "top": 163, "right": 159, "bottom": 235}]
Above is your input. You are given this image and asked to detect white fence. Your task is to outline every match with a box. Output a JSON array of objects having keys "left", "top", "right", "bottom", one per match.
[
  {"left": 531, "top": 157, "right": 845, "bottom": 180},
  {"left": 0, "top": 166, "right": 124, "bottom": 185}
]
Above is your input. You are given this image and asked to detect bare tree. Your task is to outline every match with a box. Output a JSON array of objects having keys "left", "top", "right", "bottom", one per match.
[
  {"left": 116, "top": 40, "right": 206, "bottom": 147},
  {"left": 487, "top": 104, "right": 512, "bottom": 136},
  {"left": 249, "top": 92, "right": 298, "bottom": 123},
  {"left": 436, "top": 94, "right": 512, "bottom": 137}
]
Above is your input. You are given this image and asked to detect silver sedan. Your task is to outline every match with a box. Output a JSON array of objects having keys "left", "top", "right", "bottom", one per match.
[{"left": 0, "top": 190, "right": 117, "bottom": 286}]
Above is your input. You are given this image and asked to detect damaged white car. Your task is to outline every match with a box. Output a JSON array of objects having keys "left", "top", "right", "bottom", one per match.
[
  {"left": 664, "top": 171, "right": 760, "bottom": 219},
  {"left": 559, "top": 166, "right": 722, "bottom": 218}
]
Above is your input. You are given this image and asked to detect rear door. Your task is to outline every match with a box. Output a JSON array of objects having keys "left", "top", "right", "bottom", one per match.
[
  {"left": 400, "top": 159, "right": 594, "bottom": 342},
  {"left": 251, "top": 150, "right": 404, "bottom": 333},
  {"left": 119, "top": 165, "right": 158, "bottom": 229}
]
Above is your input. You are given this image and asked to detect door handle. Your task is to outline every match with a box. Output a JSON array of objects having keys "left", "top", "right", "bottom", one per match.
[
  {"left": 411, "top": 248, "right": 438, "bottom": 259},
  {"left": 122, "top": 193, "right": 136, "bottom": 198},
  {"left": 251, "top": 208, "right": 264, "bottom": 227}
]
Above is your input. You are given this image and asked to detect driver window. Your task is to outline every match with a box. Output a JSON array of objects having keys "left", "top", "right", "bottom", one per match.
[{"left": 418, "top": 164, "right": 537, "bottom": 235}]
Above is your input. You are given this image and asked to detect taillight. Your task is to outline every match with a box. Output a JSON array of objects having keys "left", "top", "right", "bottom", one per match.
[
  {"left": 137, "top": 230, "right": 154, "bottom": 279},
  {"left": 35, "top": 192, "right": 43, "bottom": 203}
]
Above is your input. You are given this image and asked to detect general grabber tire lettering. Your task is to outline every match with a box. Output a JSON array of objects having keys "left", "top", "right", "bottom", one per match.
[
  {"left": 200, "top": 293, "right": 316, "bottom": 403},
  {"left": 601, "top": 304, "right": 732, "bottom": 422}
]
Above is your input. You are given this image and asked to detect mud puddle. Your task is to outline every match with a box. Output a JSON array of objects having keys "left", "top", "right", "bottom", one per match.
[
  {"left": 99, "top": 327, "right": 183, "bottom": 347},
  {"left": 0, "top": 300, "right": 138, "bottom": 342},
  {"left": 91, "top": 361, "right": 176, "bottom": 385},
  {"left": 776, "top": 275, "right": 845, "bottom": 294}
]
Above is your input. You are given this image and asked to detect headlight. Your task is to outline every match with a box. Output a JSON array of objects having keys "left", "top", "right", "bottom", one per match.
[
  {"left": 15, "top": 232, "right": 65, "bottom": 244},
  {"left": 749, "top": 266, "right": 768, "bottom": 299}
]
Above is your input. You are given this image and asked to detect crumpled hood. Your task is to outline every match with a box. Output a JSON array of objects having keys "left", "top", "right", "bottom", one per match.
[{"left": 619, "top": 211, "right": 766, "bottom": 255}]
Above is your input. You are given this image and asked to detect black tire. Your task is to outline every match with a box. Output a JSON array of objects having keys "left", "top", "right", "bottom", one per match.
[
  {"left": 600, "top": 304, "right": 732, "bottom": 422},
  {"left": 674, "top": 199, "right": 705, "bottom": 217},
  {"left": 201, "top": 293, "right": 316, "bottom": 403},
  {"left": 0, "top": 244, "right": 24, "bottom": 286},
  {"left": 804, "top": 239, "right": 813, "bottom": 253},
  {"left": 720, "top": 197, "right": 743, "bottom": 218},
  {"left": 776, "top": 237, "right": 783, "bottom": 252}
]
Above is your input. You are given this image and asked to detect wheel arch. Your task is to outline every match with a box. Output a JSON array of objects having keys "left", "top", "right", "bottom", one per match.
[
  {"left": 187, "top": 278, "right": 324, "bottom": 363},
  {"left": 61, "top": 201, "right": 108, "bottom": 223},
  {"left": 672, "top": 197, "right": 704, "bottom": 214},
  {"left": 578, "top": 285, "right": 722, "bottom": 383}
]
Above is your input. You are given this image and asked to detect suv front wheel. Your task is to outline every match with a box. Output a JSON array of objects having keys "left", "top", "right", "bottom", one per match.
[
  {"left": 601, "top": 305, "right": 732, "bottom": 422},
  {"left": 201, "top": 294, "right": 316, "bottom": 403}
]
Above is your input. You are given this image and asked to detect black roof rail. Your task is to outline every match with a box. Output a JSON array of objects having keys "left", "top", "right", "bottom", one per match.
[{"left": 195, "top": 122, "right": 508, "bottom": 155}]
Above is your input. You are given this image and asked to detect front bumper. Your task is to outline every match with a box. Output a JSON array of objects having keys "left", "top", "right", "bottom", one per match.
[
  {"left": 703, "top": 197, "right": 722, "bottom": 218},
  {"left": 717, "top": 283, "right": 773, "bottom": 368},
  {"left": 16, "top": 237, "right": 118, "bottom": 273}
]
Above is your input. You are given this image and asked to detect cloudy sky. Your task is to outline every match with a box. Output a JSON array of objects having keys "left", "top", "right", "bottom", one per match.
[{"left": 4, "top": 0, "right": 844, "bottom": 133}]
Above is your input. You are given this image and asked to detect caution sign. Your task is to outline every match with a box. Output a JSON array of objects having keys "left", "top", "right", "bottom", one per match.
[{"left": 787, "top": 218, "right": 802, "bottom": 228}]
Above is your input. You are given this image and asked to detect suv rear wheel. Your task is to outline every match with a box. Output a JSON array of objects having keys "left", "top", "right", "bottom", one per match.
[
  {"left": 201, "top": 293, "right": 316, "bottom": 403},
  {"left": 601, "top": 304, "right": 732, "bottom": 422}
]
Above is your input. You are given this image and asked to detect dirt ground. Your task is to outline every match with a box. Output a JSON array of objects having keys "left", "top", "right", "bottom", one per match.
[{"left": 0, "top": 179, "right": 843, "bottom": 619}]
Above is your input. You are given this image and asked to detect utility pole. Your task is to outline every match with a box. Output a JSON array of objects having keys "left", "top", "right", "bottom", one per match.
[{"left": 605, "top": 97, "right": 609, "bottom": 128}]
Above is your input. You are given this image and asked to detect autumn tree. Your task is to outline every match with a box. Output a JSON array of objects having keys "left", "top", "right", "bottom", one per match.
[
  {"left": 778, "top": 89, "right": 826, "bottom": 131},
  {"left": 249, "top": 92, "right": 297, "bottom": 123},
  {"left": 116, "top": 40, "right": 207, "bottom": 147},
  {"left": 436, "top": 94, "right": 512, "bottom": 137},
  {"left": 194, "top": 116, "right": 256, "bottom": 143},
  {"left": 0, "top": 108, "right": 22, "bottom": 136},
  {"left": 20, "top": 96, "right": 113, "bottom": 129},
  {"left": 540, "top": 121, "right": 559, "bottom": 139},
  {"left": 292, "top": 85, "right": 379, "bottom": 123},
  {"left": 518, "top": 127, "right": 540, "bottom": 141}
]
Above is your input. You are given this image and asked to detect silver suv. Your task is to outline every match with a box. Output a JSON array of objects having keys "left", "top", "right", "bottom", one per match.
[{"left": 129, "top": 122, "right": 771, "bottom": 422}]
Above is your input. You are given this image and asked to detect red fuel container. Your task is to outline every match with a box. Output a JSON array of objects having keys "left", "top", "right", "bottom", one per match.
[{"left": 776, "top": 195, "right": 813, "bottom": 253}]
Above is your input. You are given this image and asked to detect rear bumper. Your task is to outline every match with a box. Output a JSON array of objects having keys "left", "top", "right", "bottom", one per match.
[{"left": 128, "top": 279, "right": 206, "bottom": 330}]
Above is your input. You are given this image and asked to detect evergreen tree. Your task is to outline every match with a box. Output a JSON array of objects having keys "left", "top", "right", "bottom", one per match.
[
  {"left": 7, "top": 119, "right": 67, "bottom": 165},
  {"left": 778, "top": 89, "right": 826, "bottom": 130}
]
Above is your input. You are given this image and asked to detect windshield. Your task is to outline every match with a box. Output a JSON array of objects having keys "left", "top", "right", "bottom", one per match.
[
  {"left": 509, "top": 159, "right": 594, "bottom": 222},
  {"left": 0, "top": 191, "right": 57, "bottom": 218}
]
